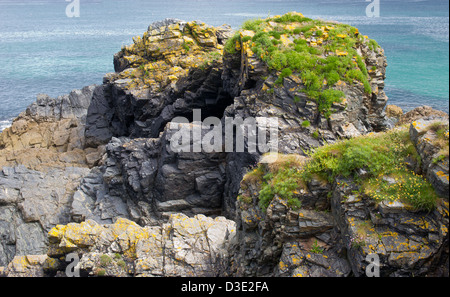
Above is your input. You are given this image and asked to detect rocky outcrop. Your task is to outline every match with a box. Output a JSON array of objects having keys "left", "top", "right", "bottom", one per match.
[
  {"left": 398, "top": 105, "right": 449, "bottom": 126},
  {"left": 1, "top": 13, "right": 448, "bottom": 277},
  {"left": 3, "top": 215, "right": 235, "bottom": 277},
  {"left": 77, "top": 14, "right": 391, "bottom": 222},
  {"left": 331, "top": 176, "right": 448, "bottom": 277},
  {"left": 0, "top": 85, "right": 103, "bottom": 170},
  {"left": 219, "top": 13, "right": 389, "bottom": 217},
  {"left": 85, "top": 19, "right": 233, "bottom": 145},
  {"left": 410, "top": 118, "right": 449, "bottom": 198},
  {"left": 71, "top": 127, "right": 227, "bottom": 225},
  {"left": 229, "top": 151, "right": 449, "bottom": 277},
  {"left": 0, "top": 86, "right": 100, "bottom": 267},
  {"left": 228, "top": 195, "right": 351, "bottom": 277}
]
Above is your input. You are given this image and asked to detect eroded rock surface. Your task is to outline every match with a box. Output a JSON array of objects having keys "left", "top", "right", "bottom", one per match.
[{"left": 2, "top": 215, "right": 235, "bottom": 277}]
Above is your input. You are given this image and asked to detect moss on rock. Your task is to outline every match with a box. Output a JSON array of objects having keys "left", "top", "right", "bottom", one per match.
[{"left": 224, "top": 11, "right": 382, "bottom": 118}]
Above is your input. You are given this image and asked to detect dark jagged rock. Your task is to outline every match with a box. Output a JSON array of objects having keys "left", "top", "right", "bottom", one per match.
[{"left": 73, "top": 126, "right": 227, "bottom": 225}]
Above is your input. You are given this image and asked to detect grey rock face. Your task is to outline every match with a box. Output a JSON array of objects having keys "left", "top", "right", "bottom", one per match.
[
  {"left": 0, "top": 166, "right": 90, "bottom": 266},
  {"left": 410, "top": 117, "right": 449, "bottom": 199},
  {"left": 73, "top": 125, "right": 228, "bottom": 225},
  {"left": 26, "top": 85, "right": 96, "bottom": 124}
]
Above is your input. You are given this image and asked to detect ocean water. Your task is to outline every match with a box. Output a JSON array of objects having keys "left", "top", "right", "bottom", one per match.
[{"left": 0, "top": 0, "right": 448, "bottom": 132}]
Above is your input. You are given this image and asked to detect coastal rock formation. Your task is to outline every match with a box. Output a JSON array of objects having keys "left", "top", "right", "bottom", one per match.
[
  {"left": 71, "top": 128, "right": 227, "bottom": 225},
  {"left": 228, "top": 127, "right": 449, "bottom": 277},
  {"left": 0, "top": 86, "right": 99, "bottom": 267},
  {"left": 77, "top": 14, "right": 390, "bottom": 223},
  {"left": 0, "top": 85, "right": 103, "bottom": 170},
  {"left": 0, "top": 13, "right": 448, "bottom": 277},
  {"left": 399, "top": 105, "right": 449, "bottom": 126},
  {"left": 86, "top": 19, "right": 233, "bottom": 144},
  {"left": 3, "top": 215, "right": 236, "bottom": 277},
  {"left": 0, "top": 166, "right": 90, "bottom": 266}
]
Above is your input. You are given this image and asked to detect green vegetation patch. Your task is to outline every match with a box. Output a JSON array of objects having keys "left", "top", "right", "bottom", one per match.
[
  {"left": 422, "top": 121, "right": 450, "bottom": 158},
  {"left": 246, "top": 128, "right": 439, "bottom": 212},
  {"left": 301, "top": 128, "right": 438, "bottom": 211},
  {"left": 100, "top": 254, "right": 112, "bottom": 267},
  {"left": 225, "top": 12, "right": 381, "bottom": 118},
  {"left": 244, "top": 155, "right": 307, "bottom": 211},
  {"left": 363, "top": 171, "right": 438, "bottom": 212}
]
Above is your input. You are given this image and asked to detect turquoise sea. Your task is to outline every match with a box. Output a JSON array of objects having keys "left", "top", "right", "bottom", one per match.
[{"left": 0, "top": 0, "right": 448, "bottom": 131}]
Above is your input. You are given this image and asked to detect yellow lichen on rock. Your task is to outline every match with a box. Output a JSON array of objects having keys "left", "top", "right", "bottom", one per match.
[{"left": 112, "top": 19, "right": 226, "bottom": 93}]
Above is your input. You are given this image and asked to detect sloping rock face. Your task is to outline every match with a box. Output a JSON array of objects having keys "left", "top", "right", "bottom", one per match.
[{"left": 0, "top": 85, "right": 101, "bottom": 170}]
